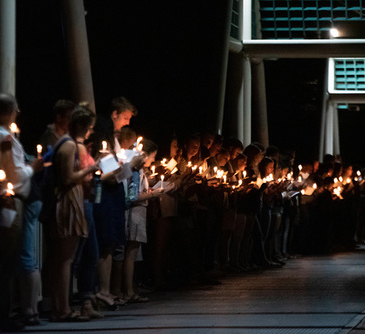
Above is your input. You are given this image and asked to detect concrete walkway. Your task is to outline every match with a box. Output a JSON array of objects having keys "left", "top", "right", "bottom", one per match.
[{"left": 6, "top": 250, "right": 365, "bottom": 334}]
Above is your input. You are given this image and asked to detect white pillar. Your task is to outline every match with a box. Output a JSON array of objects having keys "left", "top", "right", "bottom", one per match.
[
  {"left": 61, "top": 0, "right": 95, "bottom": 113},
  {"left": 333, "top": 104, "right": 340, "bottom": 156},
  {"left": 242, "top": 0, "right": 252, "bottom": 41},
  {"left": 243, "top": 56, "right": 251, "bottom": 147},
  {"left": 0, "top": 0, "right": 16, "bottom": 94},
  {"left": 251, "top": 58, "right": 269, "bottom": 148},
  {"left": 325, "top": 102, "right": 334, "bottom": 155},
  {"left": 216, "top": 0, "right": 233, "bottom": 135}
]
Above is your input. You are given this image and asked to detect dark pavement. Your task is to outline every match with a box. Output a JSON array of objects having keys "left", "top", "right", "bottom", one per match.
[{"left": 6, "top": 249, "right": 365, "bottom": 334}]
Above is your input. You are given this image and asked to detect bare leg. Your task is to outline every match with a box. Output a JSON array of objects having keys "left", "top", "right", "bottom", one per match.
[
  {"left": 122, "top": 241, "right": 140, "bottom": 298},
  {"left": 52, "top": 236, "right": 79, "bottom": 318},
  {"left": 96, "top": 252, "right": 115, "bottom": 305}
]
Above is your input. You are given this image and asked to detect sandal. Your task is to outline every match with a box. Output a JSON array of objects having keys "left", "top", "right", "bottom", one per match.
[
  {"left": 124, "top": 294, "right": 150, "bottom": 303},
  {"left": 51, "top": 310, "right": 89, "bottom": 322}
]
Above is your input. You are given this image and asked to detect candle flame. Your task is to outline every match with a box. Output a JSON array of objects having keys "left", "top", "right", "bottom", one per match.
[
  {"left": 151, "top": 166, "right": 155, "bottom": 174},
  {"left": 298, "top": 165, "right": 302, "bottom": 171},
  {"left": 6, "top": 182, "right": 15, "bottom": 196},
  {"left": 357, "top": 170, "right": 361, "bottom": 176},
  {"left": 37, "top": 144, "right": 42, "bottom": 154},
  {"left": 102, "top": 141, "right": 107, "bottom": 151},
  {"left": 243, "top": 171, "right": 247, "bottom": 178},
  {"left": 95, "top": 170, "right": 101, "bottom": 175},
  {"left": 10, "top": 123, "right": 19, "bottom": 133},
  {"left": 161, "top": 175, "right": 165, "bottom": 181},
  {"left": 0, "top": 169, "right": 6, "bottom": 181},
  {"left": 238, "top": 180, "right": 242, "bottom": 186},
  {"left": 339, "top": 176, "right": 343, "bottom": 182},
  {"left": 313, "top": 183, "right": 317, "bottom": 189},
  {"left": 136, "top": 136, "right": 143, "bottom": 145},
  {"left": 199, "top": 166, "right": 203, "bottom": 174},
  {"left": 187, "top": 161, "right": 192, "bottom": 167}
]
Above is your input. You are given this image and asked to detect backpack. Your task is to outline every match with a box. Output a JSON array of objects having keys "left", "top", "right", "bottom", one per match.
[{"left": 38, "top": 137, "right": 76, "bottom": 223}]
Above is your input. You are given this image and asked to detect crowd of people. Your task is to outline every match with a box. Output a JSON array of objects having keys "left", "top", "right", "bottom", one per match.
[{"left": 1, "top": 92, "right": 365, "bottom": 331}]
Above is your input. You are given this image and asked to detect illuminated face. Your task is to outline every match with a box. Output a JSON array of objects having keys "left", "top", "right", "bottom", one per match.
[
  {"left": 217, "top": 153, "right": 230, "bottom": 167},
  {"left": 237, "top": 159, "right": 247, "bottom": 171},
  {"left": 186, "top": 139, "right": 200, "bottom": 157},
  {"left": 112, "top": 110, "right": 133, "bottom": 130},
  {"left": 144, "top": 150, "right": 157, "bottom": 167},
  {"left": 231, "top": 148, "right": 241, "bottom": 160},
  {"left": 265, "top": 162, "right": 274, "bottom": 176},
  {"left": 170, "top": 139, "right": 179, "bottom": 158}
]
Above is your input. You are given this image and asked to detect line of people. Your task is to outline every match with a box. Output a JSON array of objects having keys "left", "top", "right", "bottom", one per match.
[{"left": 1, "top": 93, "right": 364, "bottom": 331}]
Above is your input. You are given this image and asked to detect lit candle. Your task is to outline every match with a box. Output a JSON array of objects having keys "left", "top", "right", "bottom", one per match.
[
  {"left": 339, "top": 176, "right": 343, "bottom": 182},
  {"left": 137, "top": 143, "right": 143, "bottom": 152},
  {"left": 36, "top": 144, "right": 42, "bottom": 159},
  {"left": 101, "top": 141, "right": 107, "bottom": 152},
  {"left": 232, "top": 185, "right": 236, "bottom": 190},
  {"left": 136, "top": 136, "right": 143, "bottom": 146},
  {"left": 160, "top": 175, "right": 164, "bottom": 189},
  {"left": 238, "top": 179, "right": 242, "bottom": 186},
  {"left": 10, "top": 123, "right": 20, "bottom": 135},
  {"left": 313, "top": 183, "right": 317, "bottom": 189},
  {"left": 357, "top": 170, "right": 361, "bottom": 176},
  {"left": 187, "top": 161, "right": 192, "bottom": 167},
  {"left": 298, "top": 176, "right": 302, "bottom": 182},
  {"left": 334, "top": 177, "right": 338, "bottom": 184},
  {"left": 192, "top": 165, "right": 197, "bottom": 171},
  {"left": 0, "top": 169, "right": 6, "bottom": 182},
  {"left": 301, "top": 189, "right": 305, "bottom": 195},
  {"left": 243, "top": 171, "right": 247, "bottom": 178},
  {"left": 151, "top": 165, "right": 155, "bottom": 174},
  {"left": 6, "top": 182, "right": 15, "bottom": 196},
  {"left": 213, "top": 166, "right": 218, "bottom": 174},
  {"left": 223, "top": 175, "right": 227, "bottom": 183},
  {"left": 199, "top": 166, "right": 203, "bottom": 174},
  {"left": 346, "top": 178, "right": 351, "bottom": 184},
  {"left": 287, "top": 173, "right": 291, "bottom": 180},
  {"left": 355, "top": 177, "right": 359, "bottom": 182},
  {"left": 298, "top": 164, "right": 302, "bottom": 171},
  {"left": 95, "top": 170, "right": 101, "bottom": 176}
]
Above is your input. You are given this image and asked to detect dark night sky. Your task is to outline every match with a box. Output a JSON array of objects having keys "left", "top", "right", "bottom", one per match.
[{"left": 13, "top": 1, "right": 365, "bottom": 166}]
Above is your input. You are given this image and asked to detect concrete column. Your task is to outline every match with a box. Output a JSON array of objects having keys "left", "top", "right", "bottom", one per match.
[
  {"left": 243, "top": 56, "right": 251, "bottom": 147},
  {"left": 216, "top": 0, "right": 233, "bottom": 135},
  {"left": 325, "top": 102, "right": 334, "bottom": 155},
  {"left": 251, "top": 58, "right": 269, "bottom": 148},
  {"left": 333, "top": 104, "right": 340, "bottom": 156},
  {"left": 0, "top": 0, "right": 16, "bottom": 94},
  {"left": 61, "top": 0, "right": 95, "bottom": 113}
]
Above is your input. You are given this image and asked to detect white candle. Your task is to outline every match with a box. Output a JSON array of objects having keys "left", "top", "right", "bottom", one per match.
[
  {"left": 10, "top": 123, "right": 20, "bottom": 135},
  {"left": 199, "top": 166, "right": 203, "bottom": 174},
  {"left": 160, "top": 175, "right": 164, "bottom": 189},
  {"left": 339, "top": 176, "right": 343, "bottom": 182},
  {"left": 192, "top": 165, "right": 197, "bottom": 171},
  {"left": 243, "top": 171, "right": 247, "bottom": 178},
  {"left": 101, "top": 141, "right": 107, "bottom": 152},
  {"left": 298, "top": 176, "right": 302, "bottom": 182},
  {"left": 37, "top": 144, "right": 42, "bottom": 159},
  {"left": 6, "top": 182, "right": 14, "bottom": 196},
  {"left": 0, "top": 169, "right": 6, "bottom": 182},
  {"left": 136, "top": 136, "right": 143, "bottom": 146},
  {"left": 151, "top": 165, "right": 155, "bottom": 174},
  {"left": 223, "top": 175, "right": 227, "bottom": 183},
  {"left": 238, "top": 179, "right": 242, "bottom": 186},
  {"left": 187, "top": 161, "right": 192, "bottom": 167},
  {"left": 137, "top": 143, "right": 143, "bottom": 152}
]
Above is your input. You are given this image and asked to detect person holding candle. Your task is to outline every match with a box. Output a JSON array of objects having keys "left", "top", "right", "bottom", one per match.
[
  {"left": 48, "top": 105, "right": 99, "bottom": 322},
  {"left": 0, "top": 93, "right": 44, "bottom": 330},
  {"left": 90, "top": 97, "right": 144, "bottom": 309},
  {"left": 122, "top": 139, "right": 164, "bottom": 302}
]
